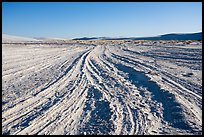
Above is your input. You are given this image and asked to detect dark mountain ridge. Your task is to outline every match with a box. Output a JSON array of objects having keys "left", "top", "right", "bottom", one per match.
[{"left": 72, "top": 32, "right": 202, "bottom": 40}]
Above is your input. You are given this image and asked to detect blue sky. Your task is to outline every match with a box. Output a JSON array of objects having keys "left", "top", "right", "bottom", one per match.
[{"left": 2, "top": 2, "right": 202, "bottom": 39}]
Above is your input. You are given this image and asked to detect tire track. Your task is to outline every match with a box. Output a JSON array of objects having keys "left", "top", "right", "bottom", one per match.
[{"left": 2, "top": 43, "right": 202, "bottom": 135}]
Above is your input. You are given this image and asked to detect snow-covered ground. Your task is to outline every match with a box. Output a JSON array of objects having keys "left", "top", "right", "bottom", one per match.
[{"left": 2, "top": 40, "right": 202, "bottom": 135}]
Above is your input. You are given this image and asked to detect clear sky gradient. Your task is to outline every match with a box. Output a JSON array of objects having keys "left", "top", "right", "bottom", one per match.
[{"left": 2, "top": 2, "right": 202, "bottom": 39}]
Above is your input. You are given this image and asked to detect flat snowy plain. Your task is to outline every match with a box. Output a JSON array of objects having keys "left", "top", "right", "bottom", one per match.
[{"left": 2, "top": 37, "right": 202, "bottom": 135}]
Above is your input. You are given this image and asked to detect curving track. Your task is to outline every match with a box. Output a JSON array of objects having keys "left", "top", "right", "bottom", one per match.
[{"left": 2, "top": 42, "right": 202, "bottom": 135}]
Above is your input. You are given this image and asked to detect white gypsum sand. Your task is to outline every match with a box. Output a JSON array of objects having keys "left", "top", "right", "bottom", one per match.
[
  {"left": 2, "top": 39, "right": 202, "bottom": 135},
  {"left": 2, "top": 34, "right": 40, "bottom": 43}
]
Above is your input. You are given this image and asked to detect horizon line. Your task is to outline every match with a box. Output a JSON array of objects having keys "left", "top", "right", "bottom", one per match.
[{"left": 2, "top": 31, "right": 202, "bottom": 40}]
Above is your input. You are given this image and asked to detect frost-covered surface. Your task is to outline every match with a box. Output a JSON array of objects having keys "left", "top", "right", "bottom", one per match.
[{"left": 2, "top": 41, "right": 202, "bottom": 135}]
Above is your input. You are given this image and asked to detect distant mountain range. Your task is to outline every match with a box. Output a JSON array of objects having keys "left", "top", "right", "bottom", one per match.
[
  {"left": 2, "top": 32, "right": 202, "bottom": 43},
  {"left": 72, "top": 32, "right": 202, "bottom": 40}
]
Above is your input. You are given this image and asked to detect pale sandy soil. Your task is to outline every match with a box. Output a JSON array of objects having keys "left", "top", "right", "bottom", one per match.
[{"left": 2, "top": 41, "right": 202, "bottom": 135}]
